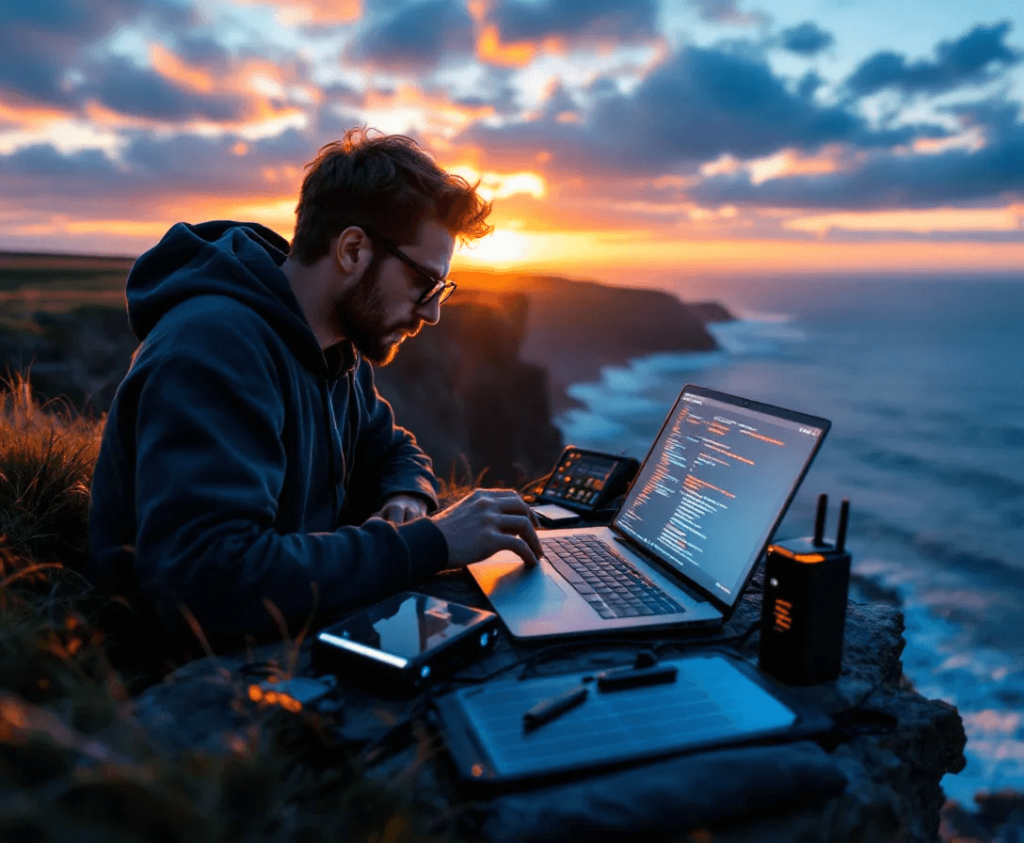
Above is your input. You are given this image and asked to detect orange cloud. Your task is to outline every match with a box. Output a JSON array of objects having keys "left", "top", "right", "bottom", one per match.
[
  {"left": 477, "top": 25, "right": 537, "bottom": 68},
  {"left": 748, "top": 147, "right": 843, "bottom": 185},
  {"left": 785, "top": 207, "right": 1023, "bottom": 236},
  {"left": 362, "top": 85, "right": 495, "bottom": 142},
  {"left": 149, "top": 44, "right": 216, "bottom": 94},
  {"left": 0, "top": 96, "right": 74, "bottom": 130},
  {"left": 229, "top": 0, "right": 361, "bottom": 25}
]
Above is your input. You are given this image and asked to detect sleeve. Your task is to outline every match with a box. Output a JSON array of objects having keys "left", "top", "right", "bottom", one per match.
[
  {"left": 347, "top": 360, "right": 441, "bottom": 514},
  {"left": 132, "top": 342, "right": 448, "bottom": 640}
]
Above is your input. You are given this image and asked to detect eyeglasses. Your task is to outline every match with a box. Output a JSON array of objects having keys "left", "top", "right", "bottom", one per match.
[{"left": 361, "top": 226, "right": 457, "bottom": 307}]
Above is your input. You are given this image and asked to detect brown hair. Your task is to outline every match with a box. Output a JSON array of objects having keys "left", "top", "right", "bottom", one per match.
[{"left": 290, "top": 127, "right": 493, "bottom": 265}]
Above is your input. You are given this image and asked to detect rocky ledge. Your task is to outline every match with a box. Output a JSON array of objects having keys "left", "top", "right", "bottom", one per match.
[{"left": 124, "top": 562, "right": 966, "bottom": 842}]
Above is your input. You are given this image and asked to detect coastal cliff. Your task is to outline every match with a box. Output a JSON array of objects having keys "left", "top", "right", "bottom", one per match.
[
  {"left": 0, "top": 269, "right": 732, "bottom": 488},
  {"left": 453, "top": 271, "right": 725, "bottom": 412}
]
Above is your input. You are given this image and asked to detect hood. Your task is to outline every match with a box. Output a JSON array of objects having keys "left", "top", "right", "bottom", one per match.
[{"left": 126, "top": 220, "right": 328, "bottom": 373}]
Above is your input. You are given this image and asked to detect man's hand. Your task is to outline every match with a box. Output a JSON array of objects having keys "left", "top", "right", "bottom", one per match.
[
  {"left": 431, "top": 488, "right": 544, "bottom": 568},
  {"left": 374, "top": 493, "right": 430, "bottom": 525}
]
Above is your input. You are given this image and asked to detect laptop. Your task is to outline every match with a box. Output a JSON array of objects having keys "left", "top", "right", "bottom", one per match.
[{"left": 468, "top": 384, "right": 830, "bottom": 640}]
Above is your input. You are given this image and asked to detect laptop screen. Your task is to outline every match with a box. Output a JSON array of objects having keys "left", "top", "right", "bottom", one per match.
[{"left": 613, "top": 387, "right": 828, "bottom": 609}]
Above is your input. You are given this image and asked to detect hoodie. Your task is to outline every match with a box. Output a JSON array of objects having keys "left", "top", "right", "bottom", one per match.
[{"left": 87, "top": 221, "right": 448, "bottom": 639}]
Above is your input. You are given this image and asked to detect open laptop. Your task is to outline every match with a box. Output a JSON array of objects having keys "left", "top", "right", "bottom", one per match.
[{"left": 469, "top": 384, "right": 830, "bottom": 640}]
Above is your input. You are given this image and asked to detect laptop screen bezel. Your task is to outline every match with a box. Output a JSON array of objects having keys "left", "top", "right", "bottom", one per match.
[{"left": 610, "top": 384, "right": 831, "bottom": 620}]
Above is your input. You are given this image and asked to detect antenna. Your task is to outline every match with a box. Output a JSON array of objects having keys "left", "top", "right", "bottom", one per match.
[
  {"left": 835, "top": 499, "right": 850, "bottom": 553},
  {"left": 813, "top": 493, "right": 828, "bottom": 546}
]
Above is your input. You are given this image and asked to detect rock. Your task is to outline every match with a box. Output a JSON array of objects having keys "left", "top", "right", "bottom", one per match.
[
  {"left": 687, "top": 300, "right": 737, "bottom": 324},
  {"left": 373, "top": 294, "right": 563, "bottom": 487},
  {"left": 130, "top": 563, "right": 967, "bottom": 842}
]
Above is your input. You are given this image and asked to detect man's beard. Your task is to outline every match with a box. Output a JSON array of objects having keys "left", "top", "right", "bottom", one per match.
[{"left": 333, "top": 255, "right": 421, "bottom": 366}]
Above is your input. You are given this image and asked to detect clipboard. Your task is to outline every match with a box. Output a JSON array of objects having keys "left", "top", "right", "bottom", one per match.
[{"left": 434, "top": 650, "right": 834, "bottom": 789}]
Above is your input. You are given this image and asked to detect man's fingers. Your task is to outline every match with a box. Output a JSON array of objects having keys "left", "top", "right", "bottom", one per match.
[
  {"left": 496, "top": 533, "right": 539, "bottom": 567},
  {"left": 494, "top": 514, "right": 543, "bottom": 559}
]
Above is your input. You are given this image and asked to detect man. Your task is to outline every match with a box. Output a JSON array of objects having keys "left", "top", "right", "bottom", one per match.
[{"left": 88, "top": 128, "right": 543, "bottom": 642}]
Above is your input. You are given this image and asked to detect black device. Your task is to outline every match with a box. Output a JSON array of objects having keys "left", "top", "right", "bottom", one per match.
[
  {"left": 531, "top": 447, "right": 640, "bottom": 526},
  {"left": 759, "top": 494, "right": 852, "bottom": 685},
  {"left": 312, "top": 592, "right": 500, "bottom": 691}
]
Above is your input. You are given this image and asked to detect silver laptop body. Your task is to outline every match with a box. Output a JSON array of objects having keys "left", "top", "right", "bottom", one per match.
[{"left": 469, "top": 384, "right": 831, "bottom": 640}]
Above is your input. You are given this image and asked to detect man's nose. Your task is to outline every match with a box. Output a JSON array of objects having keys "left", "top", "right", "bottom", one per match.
[{"left": 416, "top": 296, "right": 442, "bottom": 325}]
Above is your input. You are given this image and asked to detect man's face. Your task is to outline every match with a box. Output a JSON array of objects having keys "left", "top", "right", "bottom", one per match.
[{"left": 333, "top": 219, "right": 455, "bottom": 366}]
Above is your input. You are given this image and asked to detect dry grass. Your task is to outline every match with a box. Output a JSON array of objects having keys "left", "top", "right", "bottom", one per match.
[
  {"left": 0, "top": 372, "right": 100, "bottom": 577},
  {"left": 0, "top": 375, "right": 484, "bottom": 842}
]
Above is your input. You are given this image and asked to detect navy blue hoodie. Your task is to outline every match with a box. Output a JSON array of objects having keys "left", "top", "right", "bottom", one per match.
[{"left": 88, "top": 221, "right": 448, "bottom": 638}]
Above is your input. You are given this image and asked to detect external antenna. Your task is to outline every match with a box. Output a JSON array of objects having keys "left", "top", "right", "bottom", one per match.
[
  {"left": 835, "top": 499, "right": 850, "bottom": 553},
  {"left": 813, "top": 493, "right": 828, "bottom": 546}
]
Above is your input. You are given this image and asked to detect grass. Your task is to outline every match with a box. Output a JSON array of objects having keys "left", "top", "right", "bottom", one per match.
[{"left": 0, "top": 374, "right": 502, "bottom": 843}]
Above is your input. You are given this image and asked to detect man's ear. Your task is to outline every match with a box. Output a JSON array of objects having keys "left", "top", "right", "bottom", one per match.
[{"left": 334, "top": 226, "right": 372, "bottom": 274}]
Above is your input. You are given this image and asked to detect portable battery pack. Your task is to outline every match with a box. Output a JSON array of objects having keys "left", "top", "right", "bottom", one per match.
[{"left": 312, "top": 592, "right": 500, "bottom": 691}]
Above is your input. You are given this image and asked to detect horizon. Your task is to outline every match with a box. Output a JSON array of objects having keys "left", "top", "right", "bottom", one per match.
[{"left": 1, "top": 0, "right": 1023, "bottom": 276}]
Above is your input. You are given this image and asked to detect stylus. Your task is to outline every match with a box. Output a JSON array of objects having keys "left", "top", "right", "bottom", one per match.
[{"left": 522, "top": 685, "right": 588, "bottom": 730}]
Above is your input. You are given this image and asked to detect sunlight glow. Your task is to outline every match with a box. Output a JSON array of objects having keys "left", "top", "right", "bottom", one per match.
[
  {"left": 786, "top": 207, "right": 1023, "bottom": 236},
  {"left": 457, "top": 230, "right": 533, "bottom": 265}
]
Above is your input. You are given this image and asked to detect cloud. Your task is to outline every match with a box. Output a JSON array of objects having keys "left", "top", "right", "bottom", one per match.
[
  {"left": 690, "top": 100, "right": 1024, "bottom": 209},
  {"left": 778, "top": 22, "right": 833, "bottom": 56},
  {"left": 0, "top": 0, "right": 200, "bottom": 107},
  {"left": 345, "top": 0, "right": 475, "bottom": 72},
  {"left": 688, "top": 0, "right": 770, "bottom": 27},
  {"left": 83, "top": 56, "right": 254, "bottom": 122},
  {"left": 846, "top": 21, "right": 1021, "bottom": 98},
  {"left": 490, "top": 0, "right": 659, "bottom": 45},
  {"left": 461, "top": 43, "right": 923, "bottom": 175}
]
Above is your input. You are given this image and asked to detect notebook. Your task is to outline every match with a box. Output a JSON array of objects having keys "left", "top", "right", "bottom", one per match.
[{"left": 468, "top": 384, "right": 830, "bottom": 639}]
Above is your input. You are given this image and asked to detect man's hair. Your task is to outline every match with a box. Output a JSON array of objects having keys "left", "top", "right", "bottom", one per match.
[{"left": 290, "top": 127, "right": 493, "bottom": 265}]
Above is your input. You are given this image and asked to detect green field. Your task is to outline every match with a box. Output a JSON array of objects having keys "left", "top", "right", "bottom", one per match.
[{"left": 0, "top": 251, "right": 132, "bottom": 319}]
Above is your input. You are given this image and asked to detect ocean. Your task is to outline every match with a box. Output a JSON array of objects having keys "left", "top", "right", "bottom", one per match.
[{"left": 553, "top": 274, "right": 1024, "bottom": 806}]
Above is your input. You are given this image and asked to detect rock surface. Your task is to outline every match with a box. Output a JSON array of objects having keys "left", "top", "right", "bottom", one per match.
[{"left": 129, "top": 562, "right": 967, "bottom": 842}]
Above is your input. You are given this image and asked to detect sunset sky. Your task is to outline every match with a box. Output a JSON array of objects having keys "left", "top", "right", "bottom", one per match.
[{"left": 1, "top": 0, "right": 1022, "bottom": 279}]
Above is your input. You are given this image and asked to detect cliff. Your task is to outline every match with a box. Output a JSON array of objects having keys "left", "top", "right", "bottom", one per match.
[
  {"left": 0, "top": 297, "right": 562, "bottom": 489},
  {"left": 453, "top": 271, "right": 727, "bottom": 412},
  {"left": 372, "top": 294, "right": 563, "bottom": 487}
]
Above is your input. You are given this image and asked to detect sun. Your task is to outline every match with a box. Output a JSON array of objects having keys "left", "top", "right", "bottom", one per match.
[{"left": 457, "top": 229, "right": 532, "bottom": 266}]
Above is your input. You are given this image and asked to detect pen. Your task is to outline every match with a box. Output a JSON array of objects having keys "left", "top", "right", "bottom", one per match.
[{"left": 522, "top": 685, "right": 588, "bottom": 730}]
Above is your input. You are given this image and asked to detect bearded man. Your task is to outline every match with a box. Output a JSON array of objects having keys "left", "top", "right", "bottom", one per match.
[{"left": 88, "top": 128, "right": 542, "bottom": 641}]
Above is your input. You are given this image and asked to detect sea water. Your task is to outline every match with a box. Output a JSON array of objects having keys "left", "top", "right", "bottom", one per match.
[{"left": 555, "top": 275, "right": 1024, "bottom": 806}]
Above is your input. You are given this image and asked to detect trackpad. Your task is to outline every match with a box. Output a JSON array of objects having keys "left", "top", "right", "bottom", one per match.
[{"left": 470, "top": 553, "right": 570, "bottom": 612}]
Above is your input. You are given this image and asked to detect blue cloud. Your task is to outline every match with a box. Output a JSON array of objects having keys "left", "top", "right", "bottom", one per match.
[
  {"left": 846, "top": 21, "right": 1020, "bottom": 97},
  {"left": 779, "top": 22, "right": 833, "bottom": 56},
  {"left": 0, "top": 0, "right": 203, "bottom": 108},
  {"left": 690, "top": 100, "right": 1024, "bottom": 209},
  {"left": 491, "top": 0, "right": 658, "bottom": 44},
  {"left": 688, "top": 0, "right": 769, "bottom": 26},
  {"left": 346, "top": 0, "right": 475, "bottom": 72},
  {"left": 462, "top": 44, "right": 926, "bottom": 174},
  {"left": 85, "top": 56, "right": 250, "bottom": 122}
]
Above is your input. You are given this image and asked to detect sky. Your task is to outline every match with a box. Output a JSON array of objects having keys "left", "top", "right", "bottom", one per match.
[{"left": 0, "top": 0, "right": 1022, "bottom": 280}]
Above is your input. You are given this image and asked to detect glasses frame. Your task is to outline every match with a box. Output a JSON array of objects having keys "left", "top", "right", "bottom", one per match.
[{"left": 361, "top": 226, "right": 457, "bottom": 307}]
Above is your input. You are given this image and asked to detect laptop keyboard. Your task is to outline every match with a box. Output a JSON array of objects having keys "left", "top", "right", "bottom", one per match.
[{"left": 540, "top": 535, "right": 685, "bottom": 620}]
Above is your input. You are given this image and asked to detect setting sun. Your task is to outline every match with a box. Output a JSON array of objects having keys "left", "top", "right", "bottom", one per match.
[{"left": 456, "top": 229, "right": 532, "bottom": 266}]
